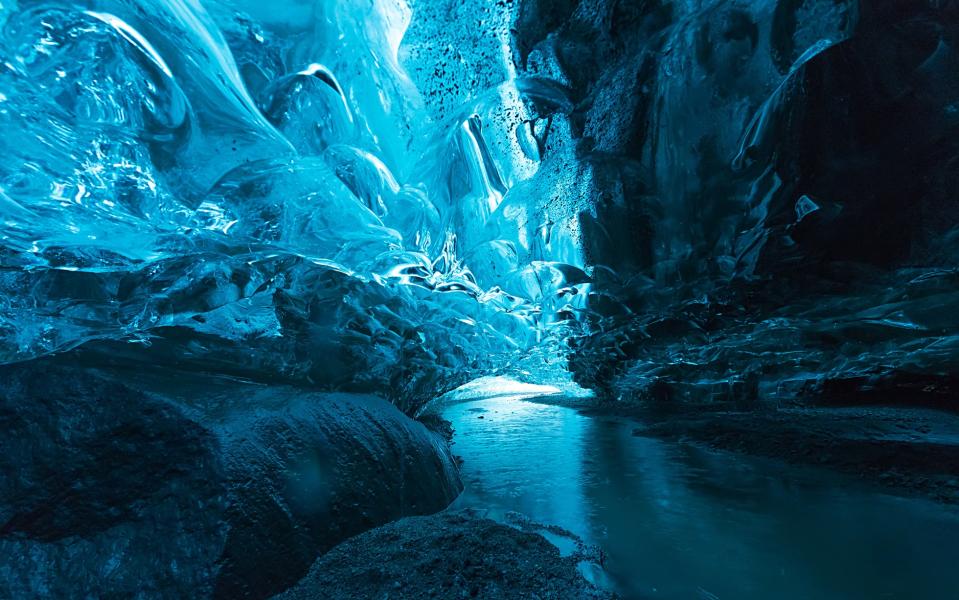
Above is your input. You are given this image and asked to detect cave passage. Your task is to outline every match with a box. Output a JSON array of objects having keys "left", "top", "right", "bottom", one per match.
[{"left": 2, "top": 0, "right": 959, "bottom": 598}]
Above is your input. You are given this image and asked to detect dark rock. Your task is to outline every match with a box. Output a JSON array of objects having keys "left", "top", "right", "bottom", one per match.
[
  {"left": 0, "top": 362, "right": 462, "bottom": 599},
  {"left": 276, "top": 511, "right": 616, "bottom": 600},
  {"left": 213, "top": 387, "right": 462, "bottom": 598},
  {"left": 0, "top": 362, "right": 228, "bottom": 598}
]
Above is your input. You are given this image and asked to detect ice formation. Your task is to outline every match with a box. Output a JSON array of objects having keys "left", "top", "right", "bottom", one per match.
[
  {"left": 0, "top": 0, "right": 590, "bottom": 411},
  {"left": 2, "top": 0, "right": 958, "bottom": 410},
  {"left": 4, "top": 1, "right": 959, "bottom": 597}
]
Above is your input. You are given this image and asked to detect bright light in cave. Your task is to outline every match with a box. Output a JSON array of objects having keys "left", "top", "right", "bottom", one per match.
[{"left": 439, "top": 376, "right": 564, "bottom": 403}]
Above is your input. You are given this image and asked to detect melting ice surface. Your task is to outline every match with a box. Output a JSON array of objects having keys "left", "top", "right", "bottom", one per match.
[
  {"left": 0, "top": 0, "right": 586, "bottom": 410},
  {"left": 444, "top": 395, "right": 959, "bottom": 599}
]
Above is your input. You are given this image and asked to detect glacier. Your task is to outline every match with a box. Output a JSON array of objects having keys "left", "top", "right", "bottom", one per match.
[
  {"left": 3, "top": 0, "right": 959, "bottom": 597},
  {"left": 0, "top": 0, "right": 590, "bottom": 412},
  {"left": 3, "top": 0, "right": 957, "bottom": 410}
]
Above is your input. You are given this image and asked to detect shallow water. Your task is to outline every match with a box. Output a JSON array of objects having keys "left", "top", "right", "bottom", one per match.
[{"left": 442, "top": 396, "right": 959, "bottom": 599}]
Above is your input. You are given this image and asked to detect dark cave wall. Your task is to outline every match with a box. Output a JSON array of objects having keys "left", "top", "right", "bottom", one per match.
[{"left": 502, "top": 0, "right": 959, "bottom": 402}]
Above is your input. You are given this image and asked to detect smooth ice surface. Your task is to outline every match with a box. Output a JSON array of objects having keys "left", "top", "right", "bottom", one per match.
[{"left": 444, "top": 396, "right": 959, "bottom": 599}]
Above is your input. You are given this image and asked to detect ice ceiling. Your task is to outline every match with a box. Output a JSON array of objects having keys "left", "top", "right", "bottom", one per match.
[
  {"left": 0, "top": 0, "right": 590, "bottom": 411},
  {"left": 2, "top": 0, "right": 958, "bottom": 411}
]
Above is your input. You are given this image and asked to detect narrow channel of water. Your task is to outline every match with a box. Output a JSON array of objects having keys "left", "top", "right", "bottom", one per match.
[{"left": 442, "top": 396, "right": 959, "bottom": 599}]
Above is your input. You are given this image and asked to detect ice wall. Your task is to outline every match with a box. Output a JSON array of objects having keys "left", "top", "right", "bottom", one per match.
[
  {"left": 3, "top": 0, "right": 957, "bottom": 408},
  {"left": 0, "top": 0, "right": 591, "bottom": 410},
  {"left": 504, "top": 0, "right": 959, "bottom": 406}
]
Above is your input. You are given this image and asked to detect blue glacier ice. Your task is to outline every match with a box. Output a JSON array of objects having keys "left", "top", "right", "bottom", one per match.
[
  {"left": 0, "top": 0, "right": 593, "bottom": 411},
  {"left": 3, "top": 0, "right": 959, "bottom": 421},
  {"left": 4, "top": 0, "right": 959, "bottom": 598}
]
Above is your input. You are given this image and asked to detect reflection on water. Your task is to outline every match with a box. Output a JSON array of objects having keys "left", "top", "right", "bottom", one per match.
[{"left": 443, "top": 397, "right": 959, "bottom": 599}]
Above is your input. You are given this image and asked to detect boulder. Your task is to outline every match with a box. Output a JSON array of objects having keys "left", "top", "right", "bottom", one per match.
[{"left": 0, "top": 361, "right": 462, "bottom": 599}]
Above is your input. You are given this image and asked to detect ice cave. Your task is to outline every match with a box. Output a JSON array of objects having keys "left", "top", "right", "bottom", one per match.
[{"left": 2, "top": 0, "right": 959, "bottom": 598}]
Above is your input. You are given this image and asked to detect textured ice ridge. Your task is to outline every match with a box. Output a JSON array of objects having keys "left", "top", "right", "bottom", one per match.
[{"left": 0, "top": 0, "right": 588, "bottom": 410}]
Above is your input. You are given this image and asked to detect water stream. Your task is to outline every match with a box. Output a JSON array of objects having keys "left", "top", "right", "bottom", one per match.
[{"left": 442, "top": 396, "right": 959, "bottom": 599}]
